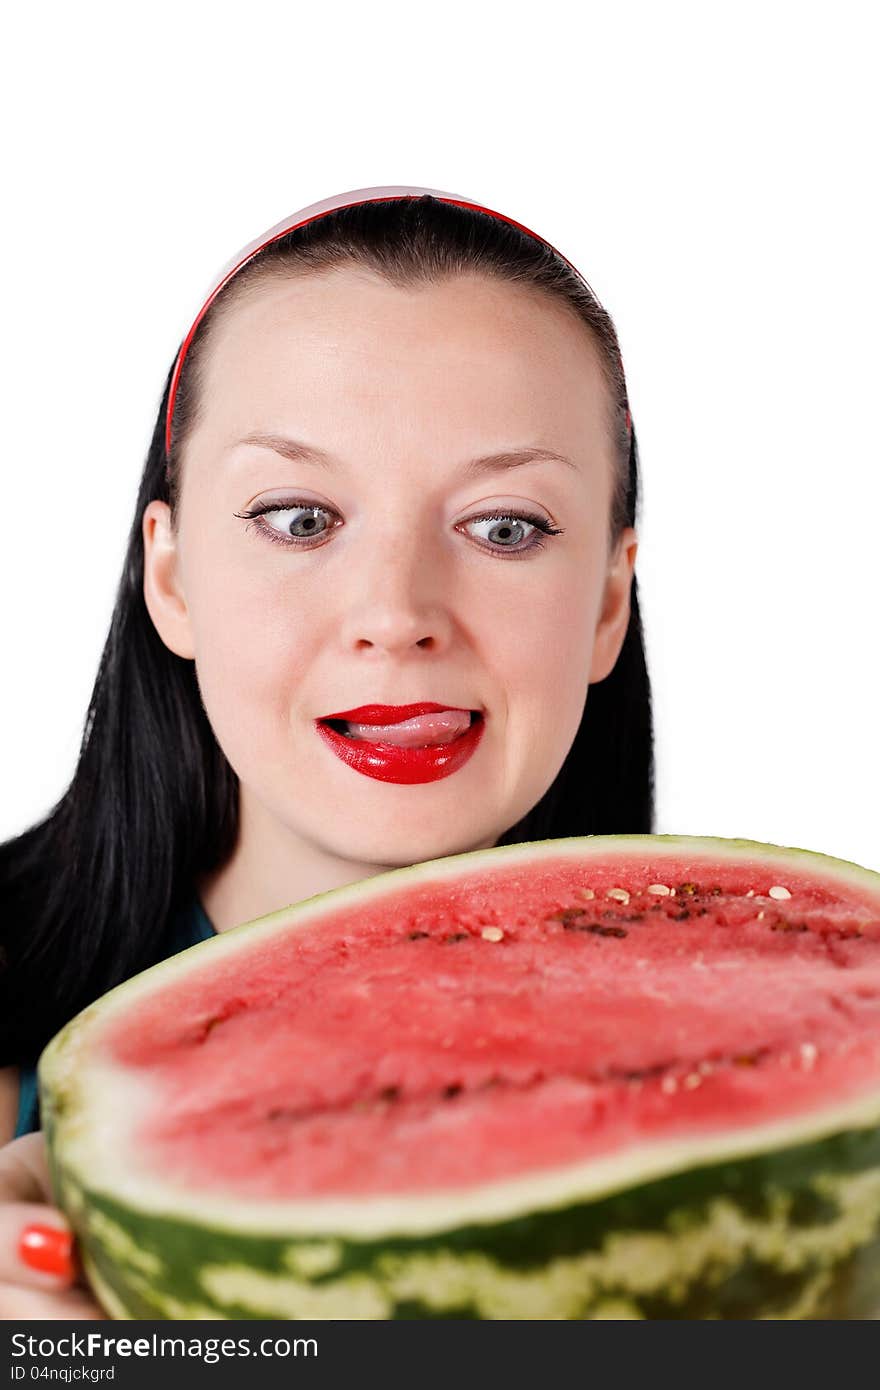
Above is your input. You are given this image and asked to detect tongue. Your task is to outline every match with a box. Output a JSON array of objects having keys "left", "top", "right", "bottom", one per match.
[{"left": 344, "top": 710, "right": 473, "bottom": 747}]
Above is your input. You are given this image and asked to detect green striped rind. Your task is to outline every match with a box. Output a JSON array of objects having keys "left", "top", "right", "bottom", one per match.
[
  {"left": 45, "top": 1113, "right": 880, "bottom": 1319},
  {"left": 38, "top": 835, "right": 880, "bottom": 1318}
]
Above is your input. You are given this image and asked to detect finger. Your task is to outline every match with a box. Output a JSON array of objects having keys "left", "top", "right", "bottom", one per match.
[
  {"left": 0, "top": 1134, "right": 78, "bottom": 1292},
  {"left": 0, "top": 1279, "right": 106, "bottom": 1319},
  {"left": 0, "top": 1133, "right": 54, "bottom": 1205}
]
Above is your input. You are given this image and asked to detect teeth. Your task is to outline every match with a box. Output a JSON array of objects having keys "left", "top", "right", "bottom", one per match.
[{"left": 343, "top": 710, "right": 474, "bottom": 748}]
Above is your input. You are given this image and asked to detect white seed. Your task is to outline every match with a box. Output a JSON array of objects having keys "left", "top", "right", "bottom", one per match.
[
  {"left": 757, "top": 911, "right": 765, "bottom": 920},
  {"left": 661, "top": 1075, "right": 678, "bottom": 1095},
  {"left": 607, "top": 888, "right": 630, "bottom": 904},
  {"left": 669, "top": 888, "right": 677, "bottom": 897},
  {"left": 769, "top": 885, "right": 792, "bottom": 901},
  {"left": 745, "top": 889, "right": 755, "bottom": 897},
  {"left": 578, "top": 888, "right": 596, "bottom": 901},
  {"left": 698, "top": 1060, "right": 714, "bottom": 1075},
  {"left": 646, "top": 884, "right": 672, "bottom": 896},
  {"left": 683, "top": 1072, "right": 702, "bottom": 1090},
  {"left": 481, "top": 926, "right": 504, "bottom": 943},
  {"left": 800, "top": 1042, "right": 818, "bottom": 1068}
]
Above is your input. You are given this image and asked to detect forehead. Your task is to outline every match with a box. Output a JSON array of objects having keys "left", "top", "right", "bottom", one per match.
[{"left": 193, "top": 266, "right": 611, "bottom": 462}]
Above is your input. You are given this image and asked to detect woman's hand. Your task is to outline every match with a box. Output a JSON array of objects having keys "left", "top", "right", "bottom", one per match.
[{"left": 0, "top": 1132, "right": 105, "bottom": 1318}]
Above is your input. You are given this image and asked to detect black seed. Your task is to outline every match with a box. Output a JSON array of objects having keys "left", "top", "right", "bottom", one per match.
[
  {"left": 673, "top": 910, "right": 690, "bottom": 921},
  {"left": 407, "top": 930, "right": 430, "bottom": 940},
  {"left": 444, "top": 932, "right": 469, "bottom": 943},
  {"left": 589, "top": 924, "right": 628, "bottom": 939},
  {"left": 379, "top": 1086, "right": 401, "bottom": 1103},
  {"left": 442, "top": 1083, "right": 463, "bottom": 1100},
  {"left": 267, "top": 1105, "right": 300, "bottom": 1122}
]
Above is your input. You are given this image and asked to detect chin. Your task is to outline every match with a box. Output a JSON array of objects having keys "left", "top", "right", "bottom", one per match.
[{"left": 323, "top": 823, "right": 500, "bottom": 872}]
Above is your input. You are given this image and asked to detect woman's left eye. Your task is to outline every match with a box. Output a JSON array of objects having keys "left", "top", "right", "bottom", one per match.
[{"left": 460, "top": 513, "right": 563, "bottom": 555}]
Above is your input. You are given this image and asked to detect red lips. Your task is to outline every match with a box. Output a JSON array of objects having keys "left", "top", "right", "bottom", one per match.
[
  {"left": 315, "top": 702, "right": 485, "bottom": 785},
  {"left": 320, "top": 702, "right": 470, "bottom": 724}
]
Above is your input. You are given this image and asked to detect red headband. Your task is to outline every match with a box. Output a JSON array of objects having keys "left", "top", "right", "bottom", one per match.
[{"left": 165, "top": 184, "right": 631, "bottom": 459}]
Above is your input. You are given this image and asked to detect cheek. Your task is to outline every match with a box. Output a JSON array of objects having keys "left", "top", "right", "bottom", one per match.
[
  {"left": 184, "top": 556, "right": 317, "bottom": 766},
  {"left": 482, "top": 553, "right": 602, "bottom": 743}
]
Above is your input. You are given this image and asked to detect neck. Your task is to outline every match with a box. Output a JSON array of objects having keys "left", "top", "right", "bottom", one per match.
[{"left": 196, "top": 794, "right": 396, "bottom": 934}]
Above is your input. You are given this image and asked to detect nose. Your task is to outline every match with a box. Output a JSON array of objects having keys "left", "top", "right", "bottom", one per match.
[{"left": 335, "top": 524, "right": 455, "bottom": 657}]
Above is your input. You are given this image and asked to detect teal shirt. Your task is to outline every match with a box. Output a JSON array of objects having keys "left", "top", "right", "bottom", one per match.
[{"left": 14, "top": 897, "right": 216, "bottom": 1139}]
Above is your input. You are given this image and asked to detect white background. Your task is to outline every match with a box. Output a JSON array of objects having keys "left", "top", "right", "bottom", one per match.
[{"left": 2, "top": 2, "right": 877, "bottom": 870}]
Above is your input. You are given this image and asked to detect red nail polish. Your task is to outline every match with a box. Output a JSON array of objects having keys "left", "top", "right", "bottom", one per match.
[{"left": 18, "top": 1223, "right": 74, "bottom": 1278}]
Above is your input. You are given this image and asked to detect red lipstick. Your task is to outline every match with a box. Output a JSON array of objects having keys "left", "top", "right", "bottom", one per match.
[{"left": 316, "top": 703, "right": 485, "bottom": 784}]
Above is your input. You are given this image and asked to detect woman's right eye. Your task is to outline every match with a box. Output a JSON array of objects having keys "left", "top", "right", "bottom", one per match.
[{"left": 233, "top": 502, "right": 338, "bottom": 547}]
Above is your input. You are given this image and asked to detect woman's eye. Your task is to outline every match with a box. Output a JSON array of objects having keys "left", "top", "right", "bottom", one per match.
[
  {"left": 272, "top": 506, "right": 332, "bottom": 539},
  {"left": 234, "top": 502, "right": 337, "bottom": 546},
  {"left": 462, "top": 513, "right": 559, "bottom": 553}
]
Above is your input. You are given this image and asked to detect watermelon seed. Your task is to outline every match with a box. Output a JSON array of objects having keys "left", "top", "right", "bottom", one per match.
[
  {"left": 683, "top": 1072, "right": 702, "bottom": 1089},
  {"left": 577, "top": 888, "right": 596, "bottom": 900},
  {"left": 481, "top": 927, "right": 505, "bottom": 942},
  {"left": 442, "top": 1083, "right": 463, "bottom": 1100},
  {"left": 733, "top": 1049, "right": 769, "bottom": 1066},
  {"left": 769, "top": 885, "right": 792, "bottom": 900},
  {"left": 445, "top": 932, "right": 470, "bottom": 943},
  {"left": 746, "top": 889, "right": 755, "bottom": 897},
  {"left": 407, "top": 930, "right": 430, "bottom": 940},
  {"left": 800, "top": 1042, "right": 818, "bottom": 1068},
  {"left": 588, "top": 924, "right": 628, "bottom": 938},
  {"left": 267, "top": 1105, "right": 301, "bottom": 1121},
  {"left": 646, "top": 884, "right": 672, "bottom": 896},
  {"left": 661, "top": 1076, "right": 679, "bottom": 1094},
  {"left": 678, "top": 883, "right": 698, "bottom": 895},
  {"left": 607, "top": 888, "right": 630, "bottom": 904},
  {"left": 757, "top": 911, "right": 765, "bottom": 920},
  {"left": 379, "top": 1086, "right": 401, "bottom": 1102},
  {"left": 672, "top": 910, "right": 690, "bottom": 921},
  {"left": 547, "top": 908, "right": 586, "bottom": 923}
]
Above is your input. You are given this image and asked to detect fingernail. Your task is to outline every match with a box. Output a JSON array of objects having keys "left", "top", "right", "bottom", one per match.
[{"left": 18, "top": 1223, "right": 74, "bottom": 1278}]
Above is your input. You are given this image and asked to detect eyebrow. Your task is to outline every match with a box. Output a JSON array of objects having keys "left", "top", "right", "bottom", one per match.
[{"left": 232, "top": 431, "right": 577, "bottom": 476}]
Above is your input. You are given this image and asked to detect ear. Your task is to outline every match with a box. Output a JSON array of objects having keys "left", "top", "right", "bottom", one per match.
[
  {"left": 589, "top": 526, "right": 638, "bottom": 683},
  {"left": 142, "top": 500, "right": 196, "bottom": 659}
]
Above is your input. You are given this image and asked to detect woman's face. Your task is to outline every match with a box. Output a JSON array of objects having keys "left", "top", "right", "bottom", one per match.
[{"left": 144, "top": 267, "right": 637, "bottom": 870}]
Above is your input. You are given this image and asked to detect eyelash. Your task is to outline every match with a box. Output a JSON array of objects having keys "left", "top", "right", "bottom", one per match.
[{"left": 233, "top": 500, "right": 564, "bottom": 557}]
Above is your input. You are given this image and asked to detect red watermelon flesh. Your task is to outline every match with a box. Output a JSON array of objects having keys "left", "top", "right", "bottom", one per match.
[{"left": 99, "top": 847, "right": 880, "bottom": 1200}]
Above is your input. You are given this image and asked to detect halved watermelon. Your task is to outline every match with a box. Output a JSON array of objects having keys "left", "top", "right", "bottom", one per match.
[{"left": 39, "top": 835, "right": 880, "bottom": 1319}]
